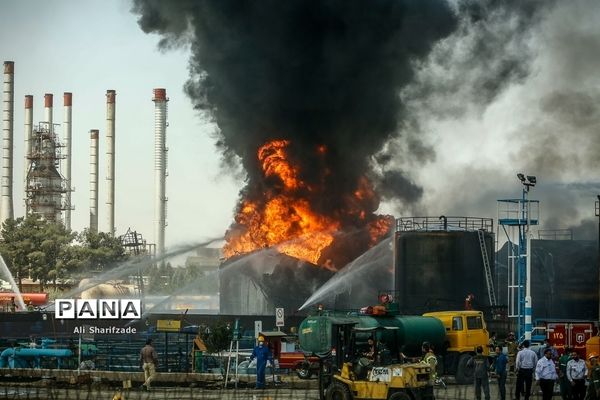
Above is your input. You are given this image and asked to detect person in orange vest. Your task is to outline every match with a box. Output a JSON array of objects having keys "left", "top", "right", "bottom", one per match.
[{"left": 585, "top": 353, "right": 600, "bottom": 400}]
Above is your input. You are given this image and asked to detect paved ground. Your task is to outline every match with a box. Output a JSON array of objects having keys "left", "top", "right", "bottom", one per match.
[{"left": 0, "top": 375, "right": 561, "bottom": 399}]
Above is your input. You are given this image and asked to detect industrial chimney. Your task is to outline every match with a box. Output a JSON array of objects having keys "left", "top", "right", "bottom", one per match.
[
  {"left": 90, "top": 129, "right": 99, "bottom": 234},
  {"left": 24, "top": 95, "right": 33, "bottom": 213},
  {"left": 153, "top": 88, "right": 168, "bottom": 260},
  {"left": 106, "top": 90, "right": 116, "bottom": 236},
  {"left": 2, "top": 61, "right": 15, "bottom": 222},
  {"left": 44, "top": 93, "right": 53, "bottom": 126},
  {"left": 63, "top": 93, "right": 73, "bottom": 230}
]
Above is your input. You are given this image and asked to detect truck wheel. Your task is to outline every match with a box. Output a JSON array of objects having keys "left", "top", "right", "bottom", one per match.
[
  {"left": 326, "top": 381, "right": 352, "bottom": 400},
  {"left": 455, "top": 353, "right": 474, "bottom": 384},
  {"left": 388, "top": 391, "right": 411, "bottom": 400},
  {"left": 296, "top": 366, "right": 312, "bottom": 379}
]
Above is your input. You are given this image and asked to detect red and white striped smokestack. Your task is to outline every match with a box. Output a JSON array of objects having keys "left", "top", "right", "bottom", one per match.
[
  {"left": 44, "top": 93, "right": 53, "bottom": 126},
  {"left": 106, "top": 90, "right": 116, "bottom": 236},
  {"left": 2, "top": 61, "right": 15, "bottom": 222},
  {"left": 153, "top": 88, "right": 168, "bottom": 260},
  {"left": 63, "top": 93, "right": 73, "bottom": 230},
  {"left": 24, "top": 95, "right": 33, "bottom": 213},
  {"left": 90, "top": 129, "right": 99, "bottom": 234}
]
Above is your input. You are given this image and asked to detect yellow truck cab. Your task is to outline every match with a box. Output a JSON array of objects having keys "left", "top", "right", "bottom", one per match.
[{"left": 423, "top": 310, "right": 490, "bottom": 384}]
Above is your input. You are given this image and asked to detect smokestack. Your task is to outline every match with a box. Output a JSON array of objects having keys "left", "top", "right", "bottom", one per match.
[
  {"left": 63, "top": 93, "right": 73, "bottom": 230},
  {"left": 24, "top": 95, "right": 33, "bottom": 213},
  {"left": 153, "top": 88, "right": 168, "bottom": 260},
  {"left": 44, "top": 93, "right": 53, "bottom": 126},
  {"left": 2, "top": 61, "right": 15, "bottom": 222},
  {"left": 106, "top": 90, "right": 115, "bottom": 236},
  {"left": 90, "top": 129, "right": 99, "bottom": 234}
]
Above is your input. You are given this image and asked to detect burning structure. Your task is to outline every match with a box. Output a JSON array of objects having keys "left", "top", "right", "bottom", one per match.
[{"left": 218, "top": 139, "right": 392, "bottom": 315}]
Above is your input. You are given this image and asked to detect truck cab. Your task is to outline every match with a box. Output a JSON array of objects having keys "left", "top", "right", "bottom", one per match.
[{"left": 423, "top": 310, "right": 490, "bottom": 383}]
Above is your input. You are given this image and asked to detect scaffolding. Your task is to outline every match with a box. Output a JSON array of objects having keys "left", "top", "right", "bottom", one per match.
[
  {"left": 497, "top": 186, "right": 539, "bottom": 341},
  {"left": 120, "top": 228, "right": 155, "bottom": 257},
  {"left": 25, "top": 122, "right": 69, "bottom": 223}
]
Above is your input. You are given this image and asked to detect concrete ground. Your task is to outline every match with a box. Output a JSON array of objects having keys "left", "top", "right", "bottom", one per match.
[{"left": 0, "top": 375, "right": 562, "bottom": 399}]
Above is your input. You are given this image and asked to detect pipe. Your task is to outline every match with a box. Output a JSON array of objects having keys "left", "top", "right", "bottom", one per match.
[
  {"left": 24, "top": 95, "right": 33, "bottom": 213},
  {"left": 153, "top": 88, "right": 168, "bottom": 260},
  {"left": 525, "top": 237, "right": 532, "bottom": 341},
  {"left": 63, "top": 93, "right": 73, "bottom": 230},
  {"left": 106, "top": 90, "right": 116, "bottom": 236},
  {"left": 90, "top": 130, "right": 99, "bottom": 234},
  {"left": 0, "top": 347, "right": 73, "bottom": 369},
  {"left": 2, "top": 61, "right": 15, "bottom": 222}
]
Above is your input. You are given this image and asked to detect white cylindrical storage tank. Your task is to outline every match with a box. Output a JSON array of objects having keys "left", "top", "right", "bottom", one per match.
[
  {"left": 153, "top": 88, "right": 168, "bottom": 260},
  {"left": 63, "top": 92, "right": 73, "bottom": 230},
  {"left": 106, "top": 90, "right": 116, "bottom": 236},
  {"left": 2, "top": 61, "right": 15, "bottom": 222},
  {"left": 24, "top": 95, "right": 33, "bottom": 213},
  {"left": 90, "top": 129, "right": 99, "bottom": 234}
]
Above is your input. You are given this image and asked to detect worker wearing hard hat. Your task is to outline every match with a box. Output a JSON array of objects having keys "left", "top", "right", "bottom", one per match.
[
  {"left": 250, "top": 336, "right": 273, "bottom": 389},
  {"left": 586, "top": 353, "right": 600, "bottom": 400}
]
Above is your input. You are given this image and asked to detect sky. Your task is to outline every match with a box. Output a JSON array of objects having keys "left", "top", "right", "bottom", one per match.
[
  {"left": 0, "top": 0, "right": 241, "bottom": 251},
  {"left": 0, "top": 0, "right": 599, "bottom": 263}
]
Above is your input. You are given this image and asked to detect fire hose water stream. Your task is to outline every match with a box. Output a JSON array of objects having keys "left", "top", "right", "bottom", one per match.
[
  {"left": 299, "top": 236, "right": 393, "bottom": 311},
  {"left": 0, "top": 254, "right": 26, "bottom": 311}
]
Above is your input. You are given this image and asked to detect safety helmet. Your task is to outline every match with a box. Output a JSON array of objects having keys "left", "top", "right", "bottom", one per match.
[
  {"left": 588, "top": 352, "right": 599, "bottom": 360},
  {"left": 258, "top": 336, "right": 265, "bottom": 342}
]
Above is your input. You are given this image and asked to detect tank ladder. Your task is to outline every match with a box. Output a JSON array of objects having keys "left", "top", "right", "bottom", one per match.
[{"left": 478, "top": 229, "right": 497, "bottom": 306}]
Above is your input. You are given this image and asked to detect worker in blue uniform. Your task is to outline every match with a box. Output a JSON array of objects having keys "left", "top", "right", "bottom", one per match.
[{"left": 250, "top": 335, "right": 273, "bottom": 389}]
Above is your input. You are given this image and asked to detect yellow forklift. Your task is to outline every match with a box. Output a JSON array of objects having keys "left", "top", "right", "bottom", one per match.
[{"left": 317, "top": 322, "right": 435, "bottom": 400}]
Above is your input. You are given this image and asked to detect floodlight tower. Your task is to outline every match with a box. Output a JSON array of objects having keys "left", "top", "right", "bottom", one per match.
[
  {"left": 498, "top": 173, "right": 539, "bottom": 341},
  {"left": 596, "top": 195, "right": 599, "bottom": 320}
]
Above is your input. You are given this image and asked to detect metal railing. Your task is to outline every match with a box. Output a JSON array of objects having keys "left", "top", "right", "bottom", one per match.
[{"left": 395, "top": 216, "right": 493, "bottom": 233}]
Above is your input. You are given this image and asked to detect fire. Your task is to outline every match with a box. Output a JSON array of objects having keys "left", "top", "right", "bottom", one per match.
[
  {"left": 224, "top": 196, "right": 339, "bottom": 265},
  {"left": 368, "top": 216, "right": 394, "bottom": 246},
  {"left": 258, "top": 139, "right": 302, "bottom": 190},
  {"left": 223, "top": 139, "right": 392, "bottom": 267}
]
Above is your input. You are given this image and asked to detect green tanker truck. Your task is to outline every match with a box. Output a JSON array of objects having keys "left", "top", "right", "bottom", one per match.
[{"left": 299, "top": 308, "right": 490, "bottom": 385}]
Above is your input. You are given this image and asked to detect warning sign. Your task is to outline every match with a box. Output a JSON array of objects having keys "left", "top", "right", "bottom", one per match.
[{"left": 276, "top": 308, "right": 284, "bottom": 327}]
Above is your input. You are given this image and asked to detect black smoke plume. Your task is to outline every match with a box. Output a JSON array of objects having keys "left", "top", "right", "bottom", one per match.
[
  {"left": 132, "top": 0, "right": 550, "bottom": 262},
  {"left": 132, "top": 0, "right": 457, "bottom": 226}
]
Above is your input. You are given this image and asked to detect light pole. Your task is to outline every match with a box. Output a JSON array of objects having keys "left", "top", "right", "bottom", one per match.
[
  {"left": 517, "top": 173, "right": 536, "bottom": 341},
  {"left": 596, "top": 196, "right": 599, "bottom": 321}
]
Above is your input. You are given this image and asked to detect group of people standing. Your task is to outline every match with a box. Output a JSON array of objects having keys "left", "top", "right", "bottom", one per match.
[
  {"left": 476, "top": 334, "right": 600, "bottom": 400},
  {"left": 514, "top": 339, "right": 600, "bottom": 400},
  {"left": 462, "top": 332, "right": 600, "bottom": 400}
]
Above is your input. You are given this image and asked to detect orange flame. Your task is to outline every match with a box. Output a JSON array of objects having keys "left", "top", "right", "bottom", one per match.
[
  {"left": 223, "top": 139, "right": 391, "bottom": 267},
  {"left": 258, "top": 139, "right": 302, "bottom": 190},
  {"left": 224, "top": 196, "right": 339, "bottom": 265}
]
